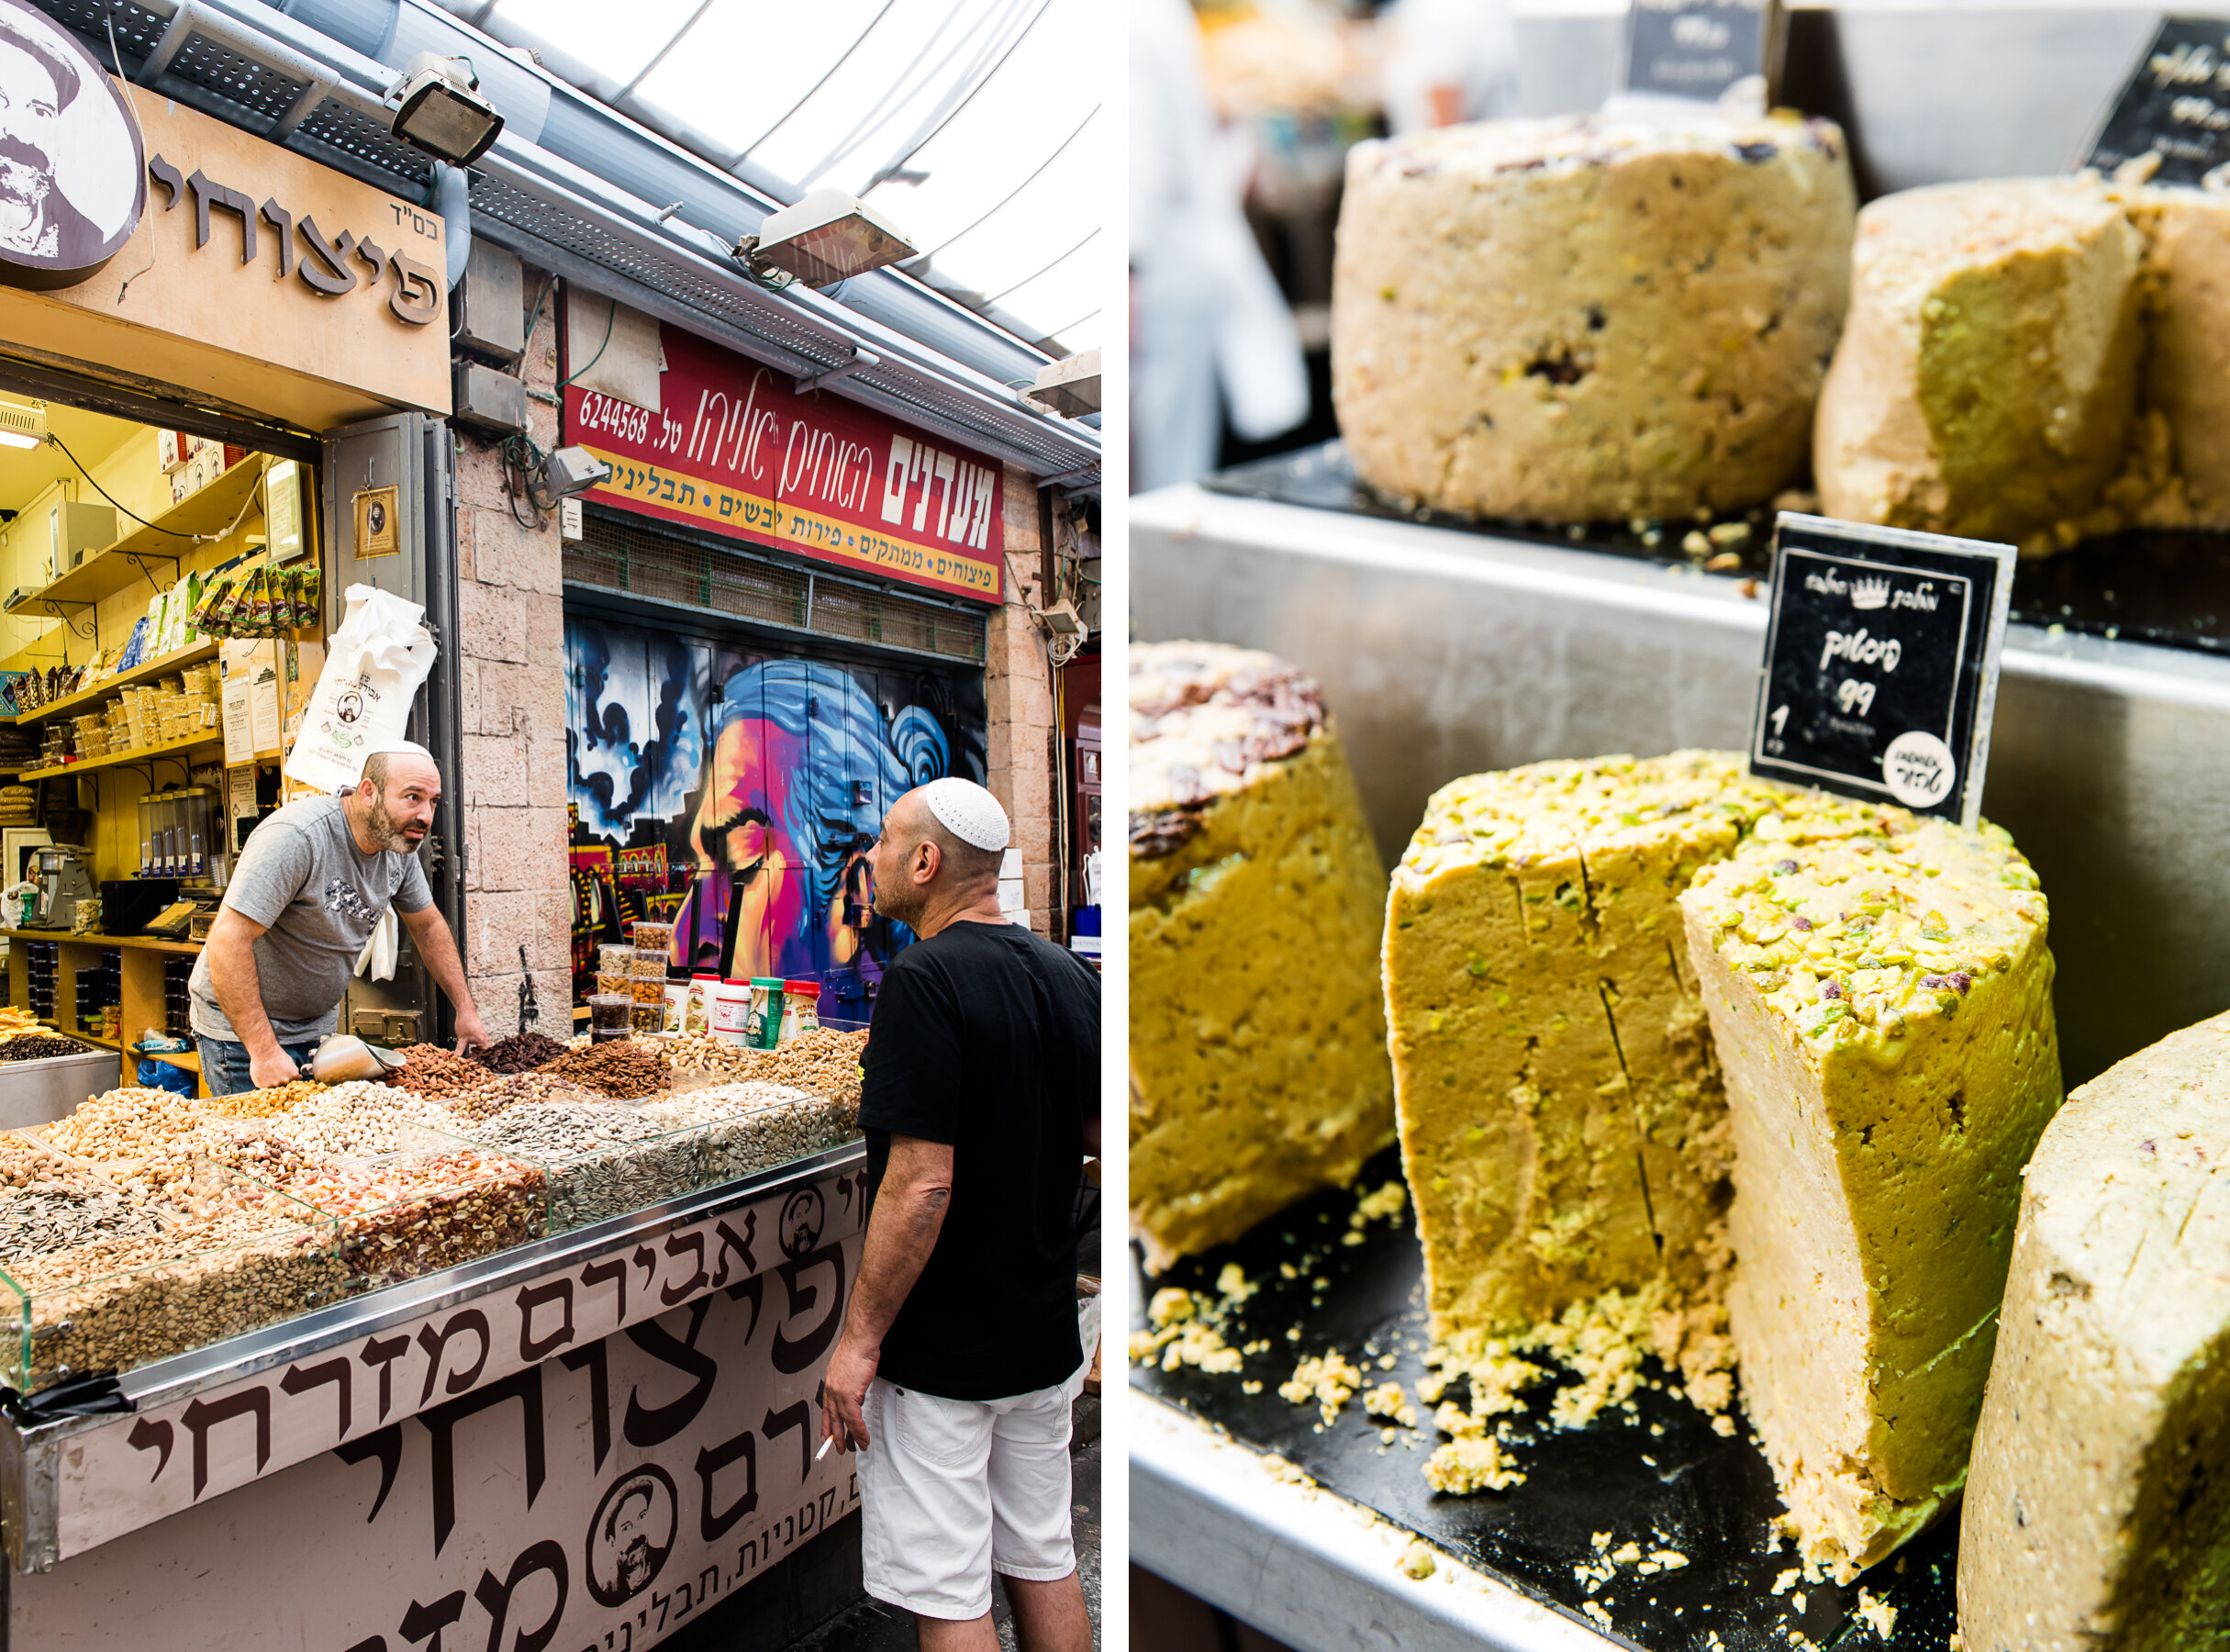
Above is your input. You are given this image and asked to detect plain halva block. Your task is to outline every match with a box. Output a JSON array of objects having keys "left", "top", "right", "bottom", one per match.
[
  {"left": 1330, "top": 109, "right": 1855, "bottom": 523},
  {"left": 1679, "top": 804, "right": 2061, "bottom": 1579},
  {"left": 1129, "top": 642, "right": 1394, "bottom": 1272},
  {"left": 1813, "top": 177, "right": 2144, "bottom": 555},
  {"left": 1959, "top": 1010, "right": 2230, "bottom": 1651}
]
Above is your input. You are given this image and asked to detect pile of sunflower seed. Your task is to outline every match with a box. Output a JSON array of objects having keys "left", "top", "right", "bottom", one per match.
[
  {"left": 466, "top": 1101, "right": 705, "bottom": 1233},
  {"left": 0, "top": 1177, "right": 165, "bottom": 1263}
]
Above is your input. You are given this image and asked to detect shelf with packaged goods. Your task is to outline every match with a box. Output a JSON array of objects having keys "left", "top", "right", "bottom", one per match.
[
  {"left": 0, "top": 929, "right": 206, "bottom": 955},
  {"left": 1, "top": 638, "right": 221, "bottom": 728},
  {"left": 7, "top": 461, "right": 267, "bottom": 613},
  {"left": 14, "top": 729, "right": 223, "bottom": 781}
]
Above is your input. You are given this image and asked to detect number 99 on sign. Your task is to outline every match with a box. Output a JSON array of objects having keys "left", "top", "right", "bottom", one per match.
[{"left": 1836, "top": 678, "right": 1877, "bottom": 718}]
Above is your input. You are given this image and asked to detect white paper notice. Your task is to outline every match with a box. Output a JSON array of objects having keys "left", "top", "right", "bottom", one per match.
[
  {"left": 249, "top": 664, "right": 281, "bottom": 755},
  {"left": 221, "top": 673, "right": 252, "bottom": 765}
]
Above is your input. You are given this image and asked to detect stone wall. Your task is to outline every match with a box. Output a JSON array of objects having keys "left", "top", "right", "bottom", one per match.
[
  {"left": 446, "top": 281, "right": 1067, "bottom": 1020},
  {"left": 450, "top": 267, "right": 574, "bottom": 1029},
  {"left": 987, "top": 463, "right": 1057, "bottom": 937}
]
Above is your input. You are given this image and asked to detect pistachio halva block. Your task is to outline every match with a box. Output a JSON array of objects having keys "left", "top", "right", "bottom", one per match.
[
  {"left": 1383, "top": 752, "right": 1801, "bottom": 1350},
  {"left": 1814, "top": 178, "right": 2145, "bottom": 555},
  {"left": 1678, "top": 806, "right": 2060, "bottom": 1579},
  {"left": 1960, "top": 1010, "right": 2230, "bottom": 1652},
  {"left": 2118, "top": 187, "right": 2230, "bottom": 531},
  {"left": 1130, "top": 642, "right": 1394, "bottom": 1271},
  {"left": 1332, "top": 110, "right": 1855, "bottom": 523}
]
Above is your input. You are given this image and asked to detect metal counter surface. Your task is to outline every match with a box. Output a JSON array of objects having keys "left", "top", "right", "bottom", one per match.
[
  {"left": 1130, "top": 1158, "right": 1958, "bottom": 1652},
  {"left": 0, "top": 1141, "right": 864, "bottom": 1571},
  {"left": 1132, "top": 458, "right": 2230, "bottom": 1090}
]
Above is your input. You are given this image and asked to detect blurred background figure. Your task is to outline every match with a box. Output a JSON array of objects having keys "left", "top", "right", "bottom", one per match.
[
  {"left": 1128, "top": 0, "right": 1517, "bottom": 491},
  {"left": 1130, "top": 0, "right": 1310, "bottom": 491}
]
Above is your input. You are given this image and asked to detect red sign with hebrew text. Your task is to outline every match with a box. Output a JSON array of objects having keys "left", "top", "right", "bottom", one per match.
[{"left": 566, "top": 322, "right": 1004, "bottom": 605}]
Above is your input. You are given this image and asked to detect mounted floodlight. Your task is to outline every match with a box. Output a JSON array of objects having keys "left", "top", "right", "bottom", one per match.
[
  {"left": 387, "top": 52, "right": 505, "bottom": 165},
  {"left": 0, "top": 398, "right": 46, "bottom": 451},
  {"left": 530, "top": 446, "right": 609, "bottom": 511},
  {"left": 737, "top": 189, "right": 918, "bottom": 289},
  {"left": 1026, "top": 350, "right": 1100, "bottom": 419}
]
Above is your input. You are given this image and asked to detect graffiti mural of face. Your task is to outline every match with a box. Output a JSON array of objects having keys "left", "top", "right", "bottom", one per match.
[{"left": 688, "top": 712, "right": 811, "bottom": 977}]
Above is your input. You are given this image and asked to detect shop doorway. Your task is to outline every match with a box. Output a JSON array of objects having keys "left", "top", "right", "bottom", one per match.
[{"left": 0, "top": 373, "right": 458, "bottom": 1094}]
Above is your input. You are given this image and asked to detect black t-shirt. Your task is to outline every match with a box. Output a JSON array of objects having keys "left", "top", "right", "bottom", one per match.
[{"left": 859, "top": 920, "right": 1100, "bottom": 1401}]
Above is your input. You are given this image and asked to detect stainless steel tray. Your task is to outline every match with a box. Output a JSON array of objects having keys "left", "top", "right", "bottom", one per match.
[{"left": 1130, "top": 1156, "right": 1957, "bottom": 1651}]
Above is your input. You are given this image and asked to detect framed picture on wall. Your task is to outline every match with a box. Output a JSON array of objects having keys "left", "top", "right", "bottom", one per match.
[{"left": 3, "top": 827, "right": 50, "bottom": 887}]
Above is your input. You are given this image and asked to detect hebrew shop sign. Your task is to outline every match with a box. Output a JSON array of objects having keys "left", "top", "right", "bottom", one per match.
[{"left": 566, "top": 322, "right": 1006, "bottom": 606}]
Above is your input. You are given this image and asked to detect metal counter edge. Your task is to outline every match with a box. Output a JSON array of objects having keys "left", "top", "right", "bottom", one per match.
[
  {"left": 1132, "top": 1392, "right": 1620, "bottom": 1652},
  {"left": 0, "top": 1140, "right": 865, "bottom": 1573}
]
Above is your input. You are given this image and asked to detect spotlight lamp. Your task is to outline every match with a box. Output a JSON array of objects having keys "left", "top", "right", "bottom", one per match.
[
  {"left": 1025, "top": 350, "right": 1100, "bottom": 419},
  {"left": 531, "top": 446, "right": 610, "bottom": 511},
  {"left": 736, "top": 189, "right": 919, "bottom": 289},
  {"left": 386, "top": 52, "right": 505, "bottom": 165}
]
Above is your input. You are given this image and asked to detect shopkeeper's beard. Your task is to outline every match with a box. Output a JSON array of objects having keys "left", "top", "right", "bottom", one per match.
[{"left": 366, "top": 791, "right": 427, "bottom": 852}]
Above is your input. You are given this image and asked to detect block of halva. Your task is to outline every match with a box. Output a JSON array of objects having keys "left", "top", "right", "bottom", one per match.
[
  {"left": 2117, "top": 187, "right": 2230, "bottom": 530},
  {"left": 1383, "top": 753, "right": 1800, "bottom": 1352},
  {"left": 1130, "top": 642, "right": 1394, "bottom": 1271},
  {"left": 1679, "top": 804, "right": 2060, "bottom": 1579},
  {"left": 1959, "top": 1009, "right": 2230, "bottom": 1651},
  {"left": 1332, "top": 110, "right": 1855, "bottom": 523},
  {"left": 1814, "top": 178, "right": 2145, "bottom": 555}
]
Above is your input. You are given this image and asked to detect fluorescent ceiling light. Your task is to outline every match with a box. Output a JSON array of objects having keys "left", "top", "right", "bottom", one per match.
[{"left": 0, "top": 399, "right": 49, "bottom": 449}]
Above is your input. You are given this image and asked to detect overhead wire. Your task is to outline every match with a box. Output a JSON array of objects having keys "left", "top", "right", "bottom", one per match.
[
  {"left": 729, "top": 0, "right": 903, "bottom": 167},
  {"left": 862, "top": 0, "right": 1059, "bottom": 191},
  {"left": 902, "top": 101, "right": 1098, "bottom": 265},
  {"left": 980, "top": 227, "right": 1096, "bottom": 307}
]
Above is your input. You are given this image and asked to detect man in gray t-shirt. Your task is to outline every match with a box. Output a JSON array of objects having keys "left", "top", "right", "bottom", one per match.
[{"left": 190, "top": 742, "right": 490, "bottom": 1095}]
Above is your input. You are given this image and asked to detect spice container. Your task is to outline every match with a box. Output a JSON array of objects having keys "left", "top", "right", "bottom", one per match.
[
  {"left": 747, "top": 978, "right": 786, "bottom": 1048},
  {"left": 0, "top": 1160, "right": 343, "bottom": 1396},
  {"left": 586, "top": 993, "right": 632, "bottom": 1043},
  {"left": 711, "top": 978, "right": 753, "bottom": 1045},
  {"left": 661, "top": 981, "right": 688, "bottom": 1034},
  {"left": 780, "top": 980, "right": 821, "bottom": 1041},
  {"left": 595, "top": 944, "right": 632, "bottom": 998},
  {"left": 681, "top": 974, "right": 718, "bottom": 1038}
]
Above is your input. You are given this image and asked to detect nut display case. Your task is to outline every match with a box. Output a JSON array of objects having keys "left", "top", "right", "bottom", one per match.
[{"left": 0, "top": 1161, "right": 340, "bottom": 1396}]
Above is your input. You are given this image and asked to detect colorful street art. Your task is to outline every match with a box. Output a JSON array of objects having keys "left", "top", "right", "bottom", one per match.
[{"left": 565, "top": 615, "right": 987, "bottom": 1024}]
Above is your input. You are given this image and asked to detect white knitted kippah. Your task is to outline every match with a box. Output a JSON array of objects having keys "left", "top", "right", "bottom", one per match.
[
  {"left": 920, "top": 777, "right": 1009, "bottom": 852},
  {"left": 359, "top": 740, "right": 434, "bottom": 777}
]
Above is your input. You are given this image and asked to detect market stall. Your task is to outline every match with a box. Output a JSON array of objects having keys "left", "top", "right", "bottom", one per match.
[{"left": 0, "top": 71, "right": 457, "bottom": 1099}]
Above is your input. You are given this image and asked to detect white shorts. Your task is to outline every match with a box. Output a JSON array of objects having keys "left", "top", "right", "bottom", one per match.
[{"left": 857, "top": 1373, "right": 1082, "bottom": 1619}]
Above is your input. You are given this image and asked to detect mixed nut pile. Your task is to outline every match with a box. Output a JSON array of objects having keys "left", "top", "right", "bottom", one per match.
[{"left": 1, "top": 1030, "right": 868, "bottom": 1393}]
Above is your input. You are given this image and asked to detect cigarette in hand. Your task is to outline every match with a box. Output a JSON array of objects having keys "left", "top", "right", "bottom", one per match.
[{"left": 816, "top": 1434, "right": 835, "bottom": 1461}]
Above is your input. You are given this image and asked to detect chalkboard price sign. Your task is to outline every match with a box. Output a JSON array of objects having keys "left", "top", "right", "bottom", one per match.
[
  {"left": 2083, "top": 17, "right": 2230, "bottom": 188},
  {"left": 1749, "top": 514, "right": 2015, "bottom": 828},
  {"left": 1622, "top": 0, "right": 1781, "bottom": 106}
]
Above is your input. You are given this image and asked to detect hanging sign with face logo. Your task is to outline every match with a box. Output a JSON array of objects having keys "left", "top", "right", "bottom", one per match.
[{"left": 0, "top": 0, "right": 143, "bottom": 290}]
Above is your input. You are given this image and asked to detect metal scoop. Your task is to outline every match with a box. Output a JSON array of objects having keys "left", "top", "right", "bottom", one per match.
[{"left": 302, "top": 1034, "right": 407, "bottom": 1084}]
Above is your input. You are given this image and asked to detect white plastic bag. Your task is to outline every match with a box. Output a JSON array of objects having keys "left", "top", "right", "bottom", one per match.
[
  {"left": 283, "top": 585, "right": 438, "bottom": 794},
  {"left": 354, "top": 906, "right": 398, "bottom": 980}
]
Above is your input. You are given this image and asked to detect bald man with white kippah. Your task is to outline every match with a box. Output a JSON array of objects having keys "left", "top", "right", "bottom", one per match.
[
  {"left": 820, "top": 778, "right": 1100, "bottom": 1652},
  {"left": 190, "top": 740, "right": 490, "bottom": 1095}
]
